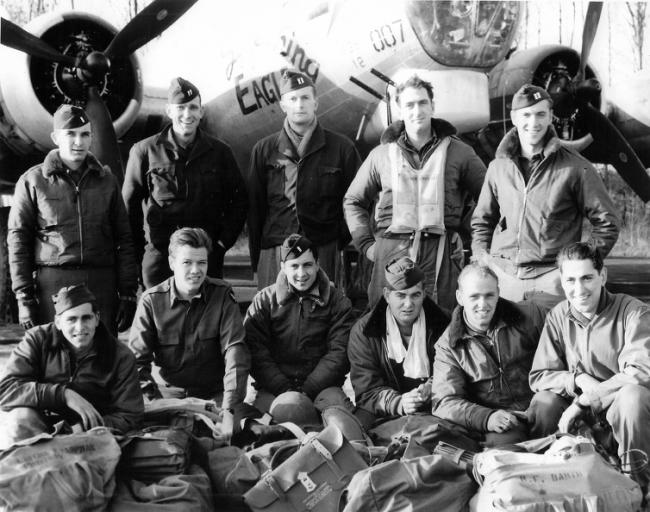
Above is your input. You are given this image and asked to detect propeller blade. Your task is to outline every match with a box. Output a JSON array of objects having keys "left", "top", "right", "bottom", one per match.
[
  {"left": 582, "top": 103, "right": 650, "bottom": 202},
  {"left": 86, "top": 86, "right": 124, "bottom": 184},
  {"left": 579, "top": 2, "right": 603, "bottom": 80},
  {"left": 104, "top": 0, "right": 199, "bottom": 59},
  {"left": 1, "top": 17, "right": 76, "bottom": 66}
]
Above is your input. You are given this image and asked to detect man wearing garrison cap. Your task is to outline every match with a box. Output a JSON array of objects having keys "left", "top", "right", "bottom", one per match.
[
  {"left": 244, "top": 234, "right": 354, "bottom": 416},
  {"left": 8, "top": 104, "right": 139, "bottom": 334},
  {"left": 123, "top": 77, "right": 247, "bottom": 288},
  {"left": 471, "top": 83, "right": 619, "bottom": 308},
  {"left": 0, "top": 284, "right": 143, "bottom": 446},
  {"left": 348, "top": 256, "right": 449, "bottom": 422},
  {"left": 247, "top": 69, "right": 361, "bottom": 290}
]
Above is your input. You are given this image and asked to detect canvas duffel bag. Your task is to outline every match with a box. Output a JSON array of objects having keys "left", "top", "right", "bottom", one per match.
[
  {"left": 342, "top": 453, "right": 477, "bottom": 512},
  {"left": 244, "top": 425, "right": 368, "bottom": 512},
  {"left": 120, "top": 413, "right": 194, "bottom": 483},
  {"left": 471, "top": 436, "right": 644, "bottom": 512},
  {"left": 0, "top": 426, "right": 121, "bottom": 512}
]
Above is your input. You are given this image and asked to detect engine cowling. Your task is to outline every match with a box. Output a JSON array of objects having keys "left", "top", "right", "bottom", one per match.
[{"left": 0, "top": 11, "right": 142, "bottom": 159}]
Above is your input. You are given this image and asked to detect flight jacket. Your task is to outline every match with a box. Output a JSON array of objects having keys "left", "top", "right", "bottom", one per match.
[
  {"left": 244, "top": 269, "right": 353, "bottom": 399},
  {"left": 247, "top": 123, "right": 361, "bottom": 270},
  {"left": 122, "top": 125, "right": 247, "bottom": 256},
  {"left": 8, "top": 149, "right": 138, "bottom": 298},
  {"left": 348, "top": 297, "right": 449, "bottom": 417},
  {"left": 530, "top": 289, "right": 650, "bottom": 413},
  {"left": 344, "top": 118, "right": 486, "bottom": 256},
  {"left": 471, "top": 128, "right": 620, "bottom": 274},
  {"left": 432, "top": 299, "right": 547, "bottom": 433},
  {"left": 0, "top": 322, "right": 144, "bottom": 433}
]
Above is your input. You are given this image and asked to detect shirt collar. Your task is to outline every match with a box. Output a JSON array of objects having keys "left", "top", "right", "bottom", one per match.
[
  {"left": 568, "top": 287, "right": 610, "bottom": 325},
  {"left": 169, "top": 279, "right": 207, "bottom": 306}
]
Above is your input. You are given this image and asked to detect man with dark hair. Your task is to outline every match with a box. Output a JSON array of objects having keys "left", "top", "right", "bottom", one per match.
[
  {"left": 530, "top": 242, "right": 650, "bottom": 481},
  {"left": 128, "top": 227, "right": 249, "bottom": 410},
  {"left": 8, "top": 104, "right": 138, "bottom": 333},
  {"left": 344, "top": 73, "right": 486, "bottom": 313},
  {"left": 244, "top": 234, "right": 354, "bottom": 415},
  {"left": 472, "top": 83, "right": 619, "bottom": 308},
  {"left": 432, "top": 263, "right": 548, "bottom": 446},
  {"left": 348, "top": 257, "right": 449, "bottom": 422},
  {"left": 248, "top": 70, "right": 361, "bottom": 289},
  {"left": 0, "top": 284, "right": 143, "bottom": 445},
  {"left": 123, "top": 77, "right": 247, "bottom": 286}
]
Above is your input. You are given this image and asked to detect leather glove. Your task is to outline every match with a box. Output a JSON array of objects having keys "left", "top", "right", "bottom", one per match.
[
  {"left": 18, "top": 299, "right": 38, "bottom": 330},
  {"left": 116, "top": 298, "right": 137, "bottom": 332}
]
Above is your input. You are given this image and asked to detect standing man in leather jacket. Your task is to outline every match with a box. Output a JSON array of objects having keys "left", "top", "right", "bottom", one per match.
[
  {"left": 8, "top": 105, "right": 138, "bottom": 334},
  {"left": 123, "top": 77, "right": 248, "bottom": 287}
]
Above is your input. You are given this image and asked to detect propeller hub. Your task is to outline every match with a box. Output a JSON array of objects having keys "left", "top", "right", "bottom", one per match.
[{"left": 78, "top": 51, "right": 110, "bottom": 83}]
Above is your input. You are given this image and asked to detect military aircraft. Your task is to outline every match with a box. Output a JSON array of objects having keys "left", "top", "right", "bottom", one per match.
[{"left": 0, "top": 0, "right": 649, "bottom": 315}]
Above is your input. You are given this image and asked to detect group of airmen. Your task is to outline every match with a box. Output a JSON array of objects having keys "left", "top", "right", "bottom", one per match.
[{"left": 1, "top": 66, "right": 649, "bottom": 490}]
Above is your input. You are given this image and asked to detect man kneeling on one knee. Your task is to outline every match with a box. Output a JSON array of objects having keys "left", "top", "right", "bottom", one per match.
[
  {"left": 431, "top": 263, "right": 548, "bottom": 446},
  {"left": 530, "top": 242, "right": 650, "bottom": 472},
  {"left": 244, "top": 234, "right": 354, "bottom": 419}
]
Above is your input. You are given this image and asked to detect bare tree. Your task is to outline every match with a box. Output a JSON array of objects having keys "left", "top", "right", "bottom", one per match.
[{"left": 626, "top": 1, "right": 648, "bottom": 70}]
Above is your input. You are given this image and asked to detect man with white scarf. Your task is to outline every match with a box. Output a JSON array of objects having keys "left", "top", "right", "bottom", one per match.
[
  {"left": 348, "top": 257, "right": 449, "bottom": 424},
  {"left": 431, "top": 263, "right": 549, "bottom": 446},
  {"left": 247, "top": 70, "right": 361, "bottom": 289}
]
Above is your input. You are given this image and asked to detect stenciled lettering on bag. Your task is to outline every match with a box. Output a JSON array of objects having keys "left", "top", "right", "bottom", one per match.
[{"left": 303, "top": 482, "right": 333, "bottom": 509}]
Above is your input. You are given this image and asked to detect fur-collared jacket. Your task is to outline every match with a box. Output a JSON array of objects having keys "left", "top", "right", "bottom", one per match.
[
  {"left": 344, "top": 119, "right": 486, "bottom": 256},
  {"left": 0, "top": 321, "right": 144, "bottom": 433},
  {"left": 348, "top": 297, "right": 449, "bottom": 417},
  {"left": 431, "top": 299, "right": 547, "bottom": 433},
  {"left": 8, "top": 149, "right": 138, "bottom": 298},
  {"left": 471, "top": 127, "right": 619, "bottom": 272},
  {"left": 244, "top": 269, "right": 353, "bottom": 399}
]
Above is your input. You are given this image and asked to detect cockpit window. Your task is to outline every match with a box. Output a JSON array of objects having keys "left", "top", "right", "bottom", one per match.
[{"left": 406, "top": 1, "right": 521, "bottom": 68}]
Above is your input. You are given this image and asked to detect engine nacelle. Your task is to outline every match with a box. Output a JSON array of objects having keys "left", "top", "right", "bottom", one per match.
[{"left": 0, "top": 11, "right": 142, "bottom": 157}]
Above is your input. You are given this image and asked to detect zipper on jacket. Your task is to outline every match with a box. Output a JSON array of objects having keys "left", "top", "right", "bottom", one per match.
[
  {"left": 514, "top": 170, "right": 528, "bottom": 267},
  {"left": 492, "top": 327, "right": 515, "bottom": 402},
  {"left": 514, "top": 157, "right": 545, "bottom": 268}
]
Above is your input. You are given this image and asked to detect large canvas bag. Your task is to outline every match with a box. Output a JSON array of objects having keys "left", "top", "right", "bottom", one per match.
[
  {"left": 119, "top": 413, "right": 194, "bottom": 483},
  {"left": 342, "top": 453, "right": 477, "bottom": 512},
  {"left": 471, "top": 437, "right": 643, "bottom": 512},
  {"left": 244, "top": 425, "right": 368, "bottom": 512},
  {"left": 109, "top": 464, "right": 215, "bottom": 512},
  {"left": 0, "top": 427, "right": 121, "bottom": 512}
]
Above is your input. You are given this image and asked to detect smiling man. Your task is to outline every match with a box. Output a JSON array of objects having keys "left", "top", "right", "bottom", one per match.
[
  {"left": 344, "top": 73, "right": 486, "bottom": 313},
  {"left": 248, "top": 70, "right": 361, "bottom": 289},
  {"left": 530, "top": 242, "right": 650, "bottom": 482},
  {"left": 123, "top": 77, "right": 247, "bottom": 287},
  {"left": 128, "top": 228, "right": 250, "bottom": 410},
  {"left": 431, "top": 263, "right": 548, "bottom": 446},
  {"left": 8, "top": 104, "right": 138, "bottom": 334},
  {"left": 471, "top": 84, "right": 619, "bottom": 308},
  {"left": 348, "top": 257, "right": 449, "bottom": 423},
  {"left": 0, "top": 284, "right": 143, "bottom": 445},
  {"left": 244, "top": 234, "right": 354, "bottom": 417}
]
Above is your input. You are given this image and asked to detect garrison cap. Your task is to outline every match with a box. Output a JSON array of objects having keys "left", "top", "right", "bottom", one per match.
[
  {"left": 385, "top": 256, "right": 425, "bottom": 290},
  {"left": 511, "top": 84, "right": 552, "bottom": 111},
  {"left": 168, "top": 77, "right": 200, "bottom": 104},
  {"left": 52, "top": 284, "right": 96, "bottom": 315},
  {"left": 280, "top": 234, "right": 316, "bottom": 262},
  {"left": 53, "top": 104, "right": 89, "bottom": 130},
  {"left": 280, "top": 70, "right": 315, "bottom": 96}
]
